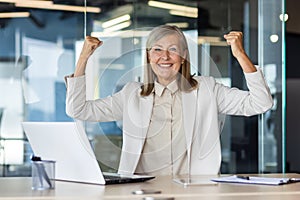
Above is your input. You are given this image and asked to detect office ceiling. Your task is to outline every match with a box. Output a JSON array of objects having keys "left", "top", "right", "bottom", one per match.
[
  {"left": 0, "top": 0, "right": 243, "bottom": 34},
  {"left": 0, "top": 0, "right": 202, "bottom": 29},
  {"left": 0, "top": 0, "right": 200, "bottom": 12}
]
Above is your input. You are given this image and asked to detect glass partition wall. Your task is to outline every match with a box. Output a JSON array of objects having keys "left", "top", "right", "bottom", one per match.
[
  {"left": 0, "top": 0, "right": 285, "bottom": 176},
  {"left": 258, "top": 0, "right": 286, "bottom": 173}
]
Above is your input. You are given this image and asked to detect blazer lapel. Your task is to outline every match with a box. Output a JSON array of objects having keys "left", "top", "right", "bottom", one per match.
[
  {"left": 138, "top": 94, "right": 153, "bottom": 152},
  {"left": 119, "top": 94, "right": 153, "bottom": 175}
]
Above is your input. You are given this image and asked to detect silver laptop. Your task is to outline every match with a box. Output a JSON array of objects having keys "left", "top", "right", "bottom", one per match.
[{"left": 22, "top": 121, "right": 154, "bottom": 185}]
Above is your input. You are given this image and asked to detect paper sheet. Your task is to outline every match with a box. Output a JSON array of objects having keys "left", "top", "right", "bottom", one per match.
[{"left": 211, "top": 175, "right": 300, "bottom": 186}]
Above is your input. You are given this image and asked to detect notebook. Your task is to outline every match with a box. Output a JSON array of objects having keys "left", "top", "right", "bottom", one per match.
[{"left": 22, "top": 121, "right": 155, "bottom": 185}]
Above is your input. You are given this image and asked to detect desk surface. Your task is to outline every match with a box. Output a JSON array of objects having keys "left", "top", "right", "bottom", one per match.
[{"left": 1, "top": 174, "right": 300, "bottom": 200}]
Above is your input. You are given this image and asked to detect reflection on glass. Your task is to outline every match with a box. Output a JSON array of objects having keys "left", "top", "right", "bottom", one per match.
[
  {"left": 258, "top": 0, "right": 285, "bottom": 173},
  {"left": 0, "top": 0, "right": 285, "bottom": 176}
]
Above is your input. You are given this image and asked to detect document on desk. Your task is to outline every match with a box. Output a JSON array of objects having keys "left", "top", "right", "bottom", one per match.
[{"left": 211, "top": 175, "right": 300, "bottom": 186}]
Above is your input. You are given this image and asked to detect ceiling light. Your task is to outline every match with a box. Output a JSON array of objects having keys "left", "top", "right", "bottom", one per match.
[
  {"left": 15, "top": 1, "right": 101, "bottom": 13},
  {"left": 270, "top": 34, "right": 279, "bottom": 43},
  {"left": 0, "top": 0, "right": 52, "bottom": 5},
  {"left": 102, "top": 14, "right": 131, "bottom": 29},
  {"left": 103, "top": 20, "right": 132, "bottom": 33},
  {"left": 148, "top": 0, "right": 197, "bottom": 13},
  {"left": 0, "top": 0, "right": 19, "bottom": 2},
  {"left": 166, "top": 22, "right": 189, "bottom": 28},
  {"left": 198, "top": 36, "right": 228, "bottom": 46},
  {"left": 0, "top": 12, "right": 30, "bottom": 18},
  {"left": 279, "top": 13, "right": 288, "bottom": 22},
  {"left": 91, "top": 30, "right": 150, "bottom": 38},
  {"left": 169, "top": 10, "right": 197, "bottom": 18}
]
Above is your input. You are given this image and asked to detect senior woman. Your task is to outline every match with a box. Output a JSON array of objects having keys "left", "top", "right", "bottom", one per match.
[{"left": 65, "top": 25, "right": 273, "bottom": 176}]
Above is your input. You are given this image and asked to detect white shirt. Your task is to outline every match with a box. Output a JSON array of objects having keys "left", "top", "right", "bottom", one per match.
[{"left": 135, "top": 80, "right": 188, "bottom": 176}]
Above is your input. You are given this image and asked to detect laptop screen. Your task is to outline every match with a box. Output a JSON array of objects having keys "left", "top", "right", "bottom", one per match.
[
  {"left": 22, "top": 121, "right": 106, "bottom": 184},
  {"left": 22, "top": 121, "right": 155, "bottom": 185}
]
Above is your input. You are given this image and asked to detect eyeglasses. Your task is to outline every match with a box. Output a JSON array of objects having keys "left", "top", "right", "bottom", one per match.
[{"left": 148, "top": 46, "right": 183, "bottom": 57}]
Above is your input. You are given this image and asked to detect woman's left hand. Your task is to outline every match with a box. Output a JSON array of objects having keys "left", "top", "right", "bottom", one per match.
[
  {"left": 224, "top": 31, "right": 245, "bottom": 59},
  {"left": 224, "top": 31, "right": 257, "bottom": 73}
]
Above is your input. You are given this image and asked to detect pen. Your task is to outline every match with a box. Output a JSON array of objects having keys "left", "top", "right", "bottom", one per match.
[
  {"left": 38, "top": 162, "right": 52, "bottom": 187},
  {"left": 236, "top": 175, "right": 250, "bottom": 180},
  {"left": 31, "top": 155, "right": 52, "bottom": 188}
]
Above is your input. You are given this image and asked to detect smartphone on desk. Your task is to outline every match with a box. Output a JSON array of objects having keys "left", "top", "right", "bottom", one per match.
[{"left": 173, "top": 175, "right": 218, "bottom": 186}]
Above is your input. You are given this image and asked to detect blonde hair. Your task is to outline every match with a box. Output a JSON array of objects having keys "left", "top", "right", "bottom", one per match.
[{"left": 140, "top": 25, "right": 198, "bottom": 96}]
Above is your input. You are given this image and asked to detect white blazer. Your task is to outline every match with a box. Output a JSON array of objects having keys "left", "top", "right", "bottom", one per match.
[{"left": 66, "top": 68, "right": 273, "bottom": 175}]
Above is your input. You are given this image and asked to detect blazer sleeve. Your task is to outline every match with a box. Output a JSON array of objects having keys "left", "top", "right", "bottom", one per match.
[
  {"left": 213, "top": 67, "right": 273, "bottom": 116},
  {"left": 65, "top": 75, "right": 124, "bottom": 122}
]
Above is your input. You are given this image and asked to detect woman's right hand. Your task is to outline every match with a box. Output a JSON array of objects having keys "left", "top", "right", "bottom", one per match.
[
  {"left": 74, "top": 36, "right": 103, "bottom": 77},
  {"left": 79, "top": 36, "right": 103, "bottom": 60}
]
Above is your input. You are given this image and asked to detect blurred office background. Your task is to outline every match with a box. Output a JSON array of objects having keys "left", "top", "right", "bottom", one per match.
[{"left": 0, "top": 0, "right": 298, "bottom": 176}]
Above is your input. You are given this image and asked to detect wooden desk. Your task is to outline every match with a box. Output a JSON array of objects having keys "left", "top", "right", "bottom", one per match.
[{"left": 1, "top": 174, "right": 300, "bottom": 200}]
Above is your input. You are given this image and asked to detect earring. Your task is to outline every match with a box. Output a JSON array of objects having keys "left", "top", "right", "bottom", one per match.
[{"left": 181, "top": 60, "right": 185, "bottom": 64}]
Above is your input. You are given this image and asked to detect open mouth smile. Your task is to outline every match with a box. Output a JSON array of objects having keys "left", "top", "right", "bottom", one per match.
[{"left": 158, "top": 63, "right": 173, "bottom": 68}]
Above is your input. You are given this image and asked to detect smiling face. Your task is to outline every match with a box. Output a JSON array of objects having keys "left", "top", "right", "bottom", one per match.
[{"left": 147, "top": 33, "right": 186, "bottom": 86}]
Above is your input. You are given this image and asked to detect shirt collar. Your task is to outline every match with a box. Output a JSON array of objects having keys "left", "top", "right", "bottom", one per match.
[{"left": 154, "top": 79, "right": 179, "bottom": 97}]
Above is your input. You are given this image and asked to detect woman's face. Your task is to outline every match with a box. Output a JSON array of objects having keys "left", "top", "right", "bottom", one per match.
[{"left": 148, "top": 34, "right": 186, "bottom": 86}]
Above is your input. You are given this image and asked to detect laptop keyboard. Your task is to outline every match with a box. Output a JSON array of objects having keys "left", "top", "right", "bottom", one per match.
[
  {"left": 103, "top": 174, "right": 155, "bottom": 184},
  {"left": 104, "top": 174, "right": 127, "bottom": 181}
]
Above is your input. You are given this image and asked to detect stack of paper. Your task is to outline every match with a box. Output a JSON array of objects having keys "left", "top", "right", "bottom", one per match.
[{"left": 211, "top": 175, "right": 300, "bottom": 186}]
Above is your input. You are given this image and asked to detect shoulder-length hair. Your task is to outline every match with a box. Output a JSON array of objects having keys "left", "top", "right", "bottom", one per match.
[{"left": 140, "top": 25, "right": 198, "bottom": 96}]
